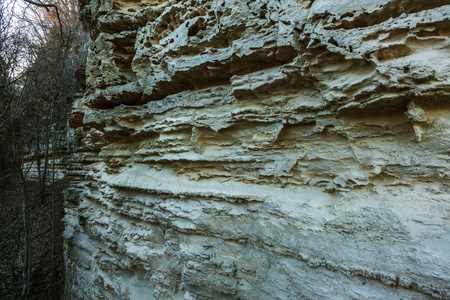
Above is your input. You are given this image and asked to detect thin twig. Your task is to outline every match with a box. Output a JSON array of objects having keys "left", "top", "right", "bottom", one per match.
[{"left": 22, "top": 0, "right": 65, "bottom": 45}]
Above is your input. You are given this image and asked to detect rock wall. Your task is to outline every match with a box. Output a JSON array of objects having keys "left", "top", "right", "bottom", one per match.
[{"left": 64, "top": 0, "right": 450, "bottom": 299}]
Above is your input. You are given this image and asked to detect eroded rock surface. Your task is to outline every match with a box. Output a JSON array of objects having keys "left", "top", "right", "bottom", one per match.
[{"left": 65, "top": 0, "right": 450, "bottom": 299}]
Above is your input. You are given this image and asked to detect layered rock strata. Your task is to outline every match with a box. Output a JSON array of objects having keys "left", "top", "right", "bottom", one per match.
[{"left": 65, "top": 0, "right": 450, "bottom": 299}]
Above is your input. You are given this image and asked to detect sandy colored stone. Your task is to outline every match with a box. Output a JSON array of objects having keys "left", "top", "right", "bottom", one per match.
[{"left": 65, "top": 0, "right": 450, "bottom": 299}]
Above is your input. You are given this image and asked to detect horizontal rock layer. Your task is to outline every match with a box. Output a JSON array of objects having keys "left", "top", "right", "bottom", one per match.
[{"left": 65, "top": 0, "right": 450, "bottom": 299}]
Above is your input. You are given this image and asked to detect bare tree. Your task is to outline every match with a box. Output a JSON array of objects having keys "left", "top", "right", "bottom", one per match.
[
  {"left": 0, "top": 2, "right": 33, "bottom": 296},
  {"left": 0, "top": 0, "right": 88, "bottom": 298}
]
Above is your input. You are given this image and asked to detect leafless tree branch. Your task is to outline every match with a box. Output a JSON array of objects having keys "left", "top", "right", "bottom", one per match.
[{"left": 22, "top": 0, "right": 65, "bottom": 45}]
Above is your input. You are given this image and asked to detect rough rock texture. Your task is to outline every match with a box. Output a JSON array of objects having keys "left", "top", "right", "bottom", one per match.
[{"left": 65, "top": 0, "right": 450, "bottom": 299}]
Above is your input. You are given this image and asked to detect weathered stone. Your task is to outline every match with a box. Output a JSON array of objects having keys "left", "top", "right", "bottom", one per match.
[{"left": 65, "top": 0, "right": 450, "bottom": 299}]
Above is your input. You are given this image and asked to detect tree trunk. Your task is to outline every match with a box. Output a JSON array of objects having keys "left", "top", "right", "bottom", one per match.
[
  {"left": 40, "top": 97, "right": 55, "bottom": 204},
  {"left": 51, "top": 116, "right": 64, "bottom": 296},
  {"left": 20, "top": 168, "right": 31, "bottom": 300},
  {"left": 8, "top": 103, "right": 32, "bottom": 299},
  {"left": 35, "top": 132, "right": 42, "bottom": 200},
  {"left": 9, "top": 151, "right": 32, "bottom": 300},
  {"left": 51, "top": 134, "right": 57, "bottom": 292}
]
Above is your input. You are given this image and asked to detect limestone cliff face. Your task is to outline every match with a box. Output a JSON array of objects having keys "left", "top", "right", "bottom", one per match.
[{"left": 64, "top": 0, "right": 450, "bottom": 299}]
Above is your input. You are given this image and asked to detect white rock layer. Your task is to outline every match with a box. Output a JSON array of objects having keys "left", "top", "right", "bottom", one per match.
[{"left": 65, "top": 0, "right": 450, "bottom": 299}]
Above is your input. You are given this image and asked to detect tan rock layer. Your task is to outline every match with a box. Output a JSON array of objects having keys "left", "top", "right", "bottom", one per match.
[{"left": 65, "top": 0, "right": 450, "bottom": 299}]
